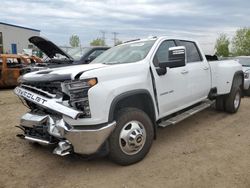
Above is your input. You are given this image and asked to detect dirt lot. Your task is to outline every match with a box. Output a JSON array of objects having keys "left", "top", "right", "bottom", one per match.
[{"left": 0, "top": 89, "right": 249, "bottom": 188}]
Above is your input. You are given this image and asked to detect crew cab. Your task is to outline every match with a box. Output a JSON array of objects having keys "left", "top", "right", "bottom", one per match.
[{"left": 14, "top": 36, "right": 243, "bottom": 165}]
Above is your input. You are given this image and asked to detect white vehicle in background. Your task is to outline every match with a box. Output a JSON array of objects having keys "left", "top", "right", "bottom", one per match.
[
  {"left": 233, "top": 56, "right": 250, "bottom": 95},
  {"left": 14, "top": 36, "right": 243, "bottom": 165}
]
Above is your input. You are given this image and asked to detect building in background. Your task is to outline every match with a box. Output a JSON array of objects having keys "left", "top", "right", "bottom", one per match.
[{"left": 0, "top": 22, "right": 40, "bottom": 54}]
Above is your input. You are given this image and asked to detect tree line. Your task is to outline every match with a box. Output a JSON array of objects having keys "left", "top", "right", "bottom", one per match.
[
  {"left": 69, "top": 35, "right": 122, "bottom": 47},
  {"left": 215, "top": 27, "right": 250, "bottom": 57}
]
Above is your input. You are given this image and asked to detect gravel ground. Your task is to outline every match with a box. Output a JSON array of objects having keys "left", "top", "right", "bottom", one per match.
[{"left": 0, "top": 89, "right": 249, "bottom": 188}]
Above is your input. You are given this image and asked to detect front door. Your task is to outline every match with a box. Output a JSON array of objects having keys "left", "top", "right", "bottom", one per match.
[{"left": 151, "top": 40, "right": 189, "bottom": 118}]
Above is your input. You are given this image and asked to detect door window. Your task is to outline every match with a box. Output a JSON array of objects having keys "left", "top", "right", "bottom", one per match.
[
  {"left": 179, "top": 41, "right": 202, "bottom": 63},
  {"left": 153, "top": 40, "right": 176, "bottom": 67},
  {"left": 6, "top": 58, "right": 24, "bottom": 68}
]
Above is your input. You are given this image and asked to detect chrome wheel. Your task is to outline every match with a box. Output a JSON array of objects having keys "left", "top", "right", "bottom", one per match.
[
  {"left": 234, "top": 91, "right": 240, "bottom": 109},
  {"left": 119, "top": 120, "right": 146, "bottom": 155}
]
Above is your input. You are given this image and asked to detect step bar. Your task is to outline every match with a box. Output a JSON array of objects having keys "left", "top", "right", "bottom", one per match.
[{"left": 158, "top": 100, "right": 214, "bottom": 128}]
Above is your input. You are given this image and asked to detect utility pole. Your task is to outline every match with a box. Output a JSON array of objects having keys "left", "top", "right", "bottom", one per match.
[
  {"left": 112, "top": 32, "right": 119, "bottom": 46},
  {"left": 100, "top": 30, "right": 106, "bottom": 46}
]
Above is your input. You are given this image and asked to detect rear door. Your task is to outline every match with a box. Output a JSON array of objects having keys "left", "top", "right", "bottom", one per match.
[
  {"left": 178, "top": 40, "right": 211, "bottom": 103},
  {"left": 152, "top": 40, "right": 190, "bottom": 118}
]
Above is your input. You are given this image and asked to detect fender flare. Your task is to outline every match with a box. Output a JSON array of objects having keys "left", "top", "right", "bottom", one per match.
[
  {"left": 232, "top": 70, "right": 244, "bottom": 90},
  {"left": 108, "top": 89, "right": 156, "bottom": 122}
]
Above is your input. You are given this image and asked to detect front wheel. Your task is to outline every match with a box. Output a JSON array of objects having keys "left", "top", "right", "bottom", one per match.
[{"left": 109, "top": 108, "right": 154, "bottom": 165}]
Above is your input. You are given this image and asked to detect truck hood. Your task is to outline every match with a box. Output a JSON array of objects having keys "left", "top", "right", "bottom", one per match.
[
  {"left": 29, "top": 36, "right": 74, "bottom": 60},
  {"left": 20, "top": 63, "right": 108, "bottom": 83}
]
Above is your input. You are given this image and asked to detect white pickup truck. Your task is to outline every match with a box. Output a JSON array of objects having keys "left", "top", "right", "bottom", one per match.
[{"left": 14, "top": 36, "right": 243, "bottom": 165}]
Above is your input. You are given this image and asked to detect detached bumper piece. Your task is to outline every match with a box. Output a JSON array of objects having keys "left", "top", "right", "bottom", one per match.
[{"left": 18, "top": 112, "right": 116, "bottom": 156}]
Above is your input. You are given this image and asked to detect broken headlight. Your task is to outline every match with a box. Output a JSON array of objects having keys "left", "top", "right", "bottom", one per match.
[
  {"left": 63, "top": 78, "right": 97, "bottom": 117},
  {"left": 244, "top": 71, "right": 250, "bottom": 79}
]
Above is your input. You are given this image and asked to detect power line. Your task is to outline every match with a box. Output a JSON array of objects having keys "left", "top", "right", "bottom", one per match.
[
  {"left": 100, "top": 30, "right": 106, "bottom": 46},
  {"left": 112, "top": 32, "right": 119, "bottom": 46}
]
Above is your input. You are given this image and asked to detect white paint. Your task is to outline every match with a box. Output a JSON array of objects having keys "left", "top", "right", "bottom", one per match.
[{"left": 22, "top": 36, "right": 242, "bottom": 125}]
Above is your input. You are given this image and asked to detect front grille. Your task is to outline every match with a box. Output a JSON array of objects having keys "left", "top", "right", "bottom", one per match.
[{"left": 23, "top": 81, "right": 62, "bottom": 95}]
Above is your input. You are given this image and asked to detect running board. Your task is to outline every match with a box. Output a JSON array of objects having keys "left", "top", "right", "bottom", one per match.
[{"left": 158, "top": 100, "right": 214, "bottom": 127}]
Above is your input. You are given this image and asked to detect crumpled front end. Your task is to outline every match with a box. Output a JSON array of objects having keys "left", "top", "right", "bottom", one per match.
[{"left": 14, "top": 79, "right": 115, "bottom": 156}]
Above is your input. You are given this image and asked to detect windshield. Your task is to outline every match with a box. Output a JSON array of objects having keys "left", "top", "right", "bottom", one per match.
[
  {"left": 92, "top": 40, "right": 156, "bottom": 64},
  {"left": 67, "top": 47, "right": 90, "bottom": 61},
  {"left": 236, "top": 57, "right": 250, "bottom": 66}
]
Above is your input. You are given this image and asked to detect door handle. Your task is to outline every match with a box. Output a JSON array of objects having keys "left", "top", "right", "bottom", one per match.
[
  {"left": 181, "top": 70, "right": 189, "bottom": 74},
  {"left": 203, "top": 66, "right": 209, "bottom": 70}
]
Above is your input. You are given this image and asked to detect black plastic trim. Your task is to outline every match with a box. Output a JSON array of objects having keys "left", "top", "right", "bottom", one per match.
[{"left": 108, "top": 89, "right": 156, "bottom": 122}]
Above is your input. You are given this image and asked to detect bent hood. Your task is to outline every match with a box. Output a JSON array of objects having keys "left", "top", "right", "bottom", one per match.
[
  {"left": 29, "top": 36, "right": 73, "bottom": 60},
  {"left": 20, "top": 63, "right": 108, "bottom": 83}
]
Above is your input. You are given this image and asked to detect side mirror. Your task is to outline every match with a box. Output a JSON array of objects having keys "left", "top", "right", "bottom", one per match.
[{"left": 158, "top": 46, "right": 186, "bottom": 69}]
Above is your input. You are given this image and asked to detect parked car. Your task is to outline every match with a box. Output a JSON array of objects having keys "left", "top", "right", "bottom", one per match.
[
  {"left": 232, "top": 56, "right": 250, "bottom": 95},
  {"left": 68, "top": 46, "right": 110, "bottom": 64},
  {"left": 14, "top": 36, "right": 243, "bottom": 165},
  {"left": 27, "top": 36, "right": 109, "bottom": 71},
  {"left": 0, "top": 54, "right": 41, "bottom": 88}
]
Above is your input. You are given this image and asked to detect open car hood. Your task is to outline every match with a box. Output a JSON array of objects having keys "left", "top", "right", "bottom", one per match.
[{"left": 29, "top": 36, "right": 74, "bottom": 60}]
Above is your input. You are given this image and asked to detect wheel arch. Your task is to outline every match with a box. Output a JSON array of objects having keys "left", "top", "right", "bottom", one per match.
[
  {"left": 108, "top": 89, "right": 157, "bottom": 138},
  {"left": 232, "top": 70, "right": 244, "bottom": 91}
]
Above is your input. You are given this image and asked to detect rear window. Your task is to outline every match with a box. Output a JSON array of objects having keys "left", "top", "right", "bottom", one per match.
[{"left": 179, "top": 41, "right": 202, "bottom": 63}]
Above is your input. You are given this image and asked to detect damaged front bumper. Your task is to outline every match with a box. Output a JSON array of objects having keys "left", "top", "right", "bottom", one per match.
[
  {"left": 19, "top": 112, "right": 116, "bottom": 156},
  {"left": 14, "top": 86, "right": 116, "bottom": 156}
]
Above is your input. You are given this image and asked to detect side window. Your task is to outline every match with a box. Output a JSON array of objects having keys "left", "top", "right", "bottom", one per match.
[
  {"left": 153, "top": 40, "right": 176, "bottom": 67},
  {"left": 6, "top": 58, "right": 24, "bottom": 68},
  {"left": 179, "top": 41, "right": 202, "bottom": 63}
]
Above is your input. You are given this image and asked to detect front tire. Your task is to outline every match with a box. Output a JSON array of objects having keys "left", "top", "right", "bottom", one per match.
[{"left": 109, "top": 108, "right": 154, "bottom": 165}]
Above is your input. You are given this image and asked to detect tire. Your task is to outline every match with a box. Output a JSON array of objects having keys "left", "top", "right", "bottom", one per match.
[
  {"left": 245, "top": 87, "right": 250, "bottom": 96},
  {"left": 215, "top": 96, "right": 225, "bottom": 111},
  {"left": 109, "top": 108, "right": 154, "bottom": 165},
  {"left": 224, "top": 87, "right": 241, "bottom": 113}
]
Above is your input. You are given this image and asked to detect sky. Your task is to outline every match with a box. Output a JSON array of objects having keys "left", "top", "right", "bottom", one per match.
[{"left": 1, "top": 0, "right": 250, "bottom": 54}]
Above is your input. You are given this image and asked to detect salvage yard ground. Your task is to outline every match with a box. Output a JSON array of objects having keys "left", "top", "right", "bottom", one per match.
[{"left": 0, "top": 89, "right": 249, "bottom": 188}]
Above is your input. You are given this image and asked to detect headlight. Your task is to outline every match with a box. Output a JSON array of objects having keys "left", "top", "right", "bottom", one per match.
[
  {"left": 63, "top": 78, "right": 97, "bottom": 118},
  {"left": 244, "top": 71, "right": 250, "bottom": 79},
  {"left": 66, "top": 78, "right": 97, "bottom": 90}
]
